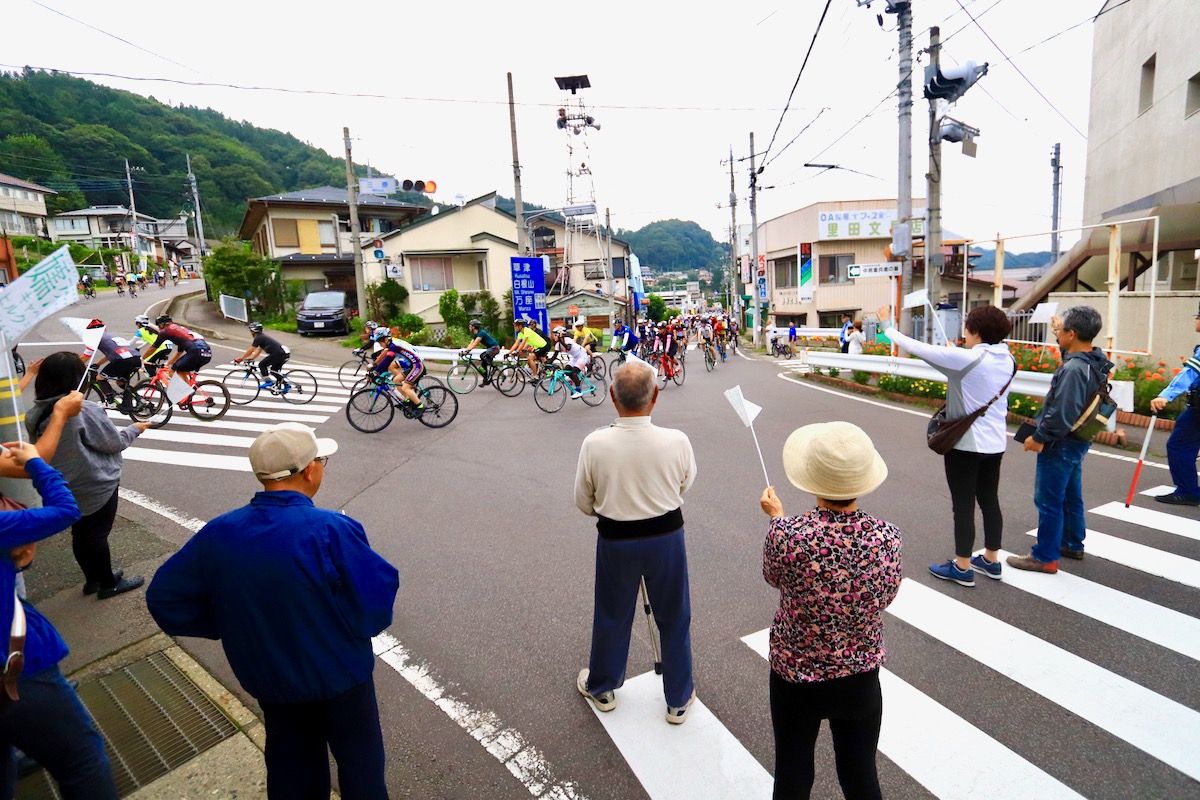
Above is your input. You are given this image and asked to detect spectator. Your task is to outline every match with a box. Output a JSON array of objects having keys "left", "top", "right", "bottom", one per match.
[
  {"left": 839, "top": 314, "right": 853, "bottom": 353},
  {"left": 846, "top": 320, "right": 867, "bottom": 355},
  {"left": 24, "top": 353, "right": 147, "bottom": 599},
  {"left": 0, "top": 440, "right": 120, "bottom": 800},
  {"left": 574, "top": 360, "right": 697, "bottom": 723},
  {"left": 147, "top": 423, "right": 399, "bottom": 800},
  {"left": 1008, "top": 307, "right": 1113, "bottom": 572},
  {"left": 878, "top": 305, "right": 1015, "bottom": 587},
  {"left": 759, "top": 421, "right": 901, "bottom": 800},
  {"left": 788, "top": 321, "right": 798, "bottom": 344},
  {"left": 1148, "top": 302, "right": 1200, "bottom": 505}
]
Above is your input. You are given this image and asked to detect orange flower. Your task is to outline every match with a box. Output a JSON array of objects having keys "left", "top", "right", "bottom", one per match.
[
  {"left": 1157, "top": 367, "right": 1166, "bottom": 374},
  {"left": 1144, "top": 371, "right": 1154, "bottom": 378},
  {"left": 1158, "top": 361, "right": 1167, "bottom": 367},
  {"left": 1173, "top": 367, "right": 1182, "bottom": 375}
]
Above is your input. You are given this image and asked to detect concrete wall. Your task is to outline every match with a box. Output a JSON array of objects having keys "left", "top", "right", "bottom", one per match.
[{"left": 1047, "top": 290, "right": 1200, "bottom": 362}]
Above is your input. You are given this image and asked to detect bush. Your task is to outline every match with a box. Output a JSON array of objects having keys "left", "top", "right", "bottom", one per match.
[
  {"left": 265, "top": 320, "right": 298, "bottom": 334},
  {"left": 852, "top": 370, "right": 871, "bottom": 385},
  {"left": 441, "top": 325, "right": 472, "bottom": 349},
  {"left": 828, "top": 367, "right": 840, "bottom": 378},
  {"left": 394, "top": 313, "right": 426, "bottom": 337},
  {"left": 342, "top": 316, "right": 366, "bottom": 348},
  {"left": 365, "top": 278, "right": 408, "bottom": 323}
]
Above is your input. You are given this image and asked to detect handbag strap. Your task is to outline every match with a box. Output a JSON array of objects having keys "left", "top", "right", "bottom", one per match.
[{"left": 960, "top": 356, "right": 1018, "bottom": 422}]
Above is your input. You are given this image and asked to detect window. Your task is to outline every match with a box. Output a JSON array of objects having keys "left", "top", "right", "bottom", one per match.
[
  {"left": 1139, "top": 54, "right": 1156, "bottom": 115},
  {"left": 54, "top": 217, "right": 88, "bottom": 232},
  {"left": 318, "top": 221, "right": 336, "bottom": 245},
  {"left": 818, "top": 311, "right": 857, "bottom": 329},
  {"left": 1187, "top": 71, "right": 1200, "bottom": 118},
  {"left": 774, "top": 257, "right": 798, "bottom": 288},
  {"left": 476, "top": 259, "right": 487, "bottom": 290},
  {"left": 412, "top": 256, "right": 453, "bottom": 291},
  {"left": 272, "top": 218, "right": 299, "bottom": 247},
  {"left": 818, "top": 253, "right": 854, "bottom": 285},
  {"left": 533, "top": 226, "right": 556, "bottom": 251}
]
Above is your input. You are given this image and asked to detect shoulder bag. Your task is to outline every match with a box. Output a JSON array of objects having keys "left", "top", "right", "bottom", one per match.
[{"left": 927, "top": 356, "right": 1018, "bottom": 455}]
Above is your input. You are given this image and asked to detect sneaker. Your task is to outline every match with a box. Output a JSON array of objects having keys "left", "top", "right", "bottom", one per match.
[
  {"left": 1005, "top": 554, "right": 1058, "bottom": 574},
  {"left": 259, "top": 381, "right": 275, "bottom": 389},
  {"left": 1059, "top": 547, "right": 1085, "bottom": 560},
  {"left": 570, "top": 391, "right": 583, "bottom": 399},
  {"left": 929, "top": 560, "right": 975, "bottom": 587},
  {"left": 83, "top": 569, "right": 123, "bottom": 596},
  {"left": 1154, "top": 492, "right": 1200, "bottom": 506},
  {"left": 666, "top": 690, "right": 696, "bottom": 725},
  {"left": 96, "top": 575, "right": 145, "bottom": 600},
  {"left": 576, "top": 669, "right": 615, "bottom": 712},
  {"left": 970, "top": 554, "right": 1003, "bottom": 580}
]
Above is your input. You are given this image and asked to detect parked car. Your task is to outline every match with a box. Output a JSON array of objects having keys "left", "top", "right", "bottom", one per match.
[{"left": 296, "top": 290, "right": 350, "bottom": 335}]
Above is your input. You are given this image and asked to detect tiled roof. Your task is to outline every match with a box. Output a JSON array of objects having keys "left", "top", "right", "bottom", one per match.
[
  {"left": 0, "top": 173, "right": 56, "bottom": 194},
  {"left": 253, "top": 186, "right": 422, "bottom": 209}
]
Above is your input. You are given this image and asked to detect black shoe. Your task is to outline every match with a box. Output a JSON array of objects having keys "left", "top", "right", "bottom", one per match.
[
  {"left": 96, "top": 575, "right": 144, "bottom": 600},
  {"left": 1059, "top": 547, "right": 1085, "bottom": 560},
  {"left": 83, "top": 569, "right": 123, "bottom": 595},
  {"left": 1154, "top": 492, "right": 1200, "bottom": 506}
]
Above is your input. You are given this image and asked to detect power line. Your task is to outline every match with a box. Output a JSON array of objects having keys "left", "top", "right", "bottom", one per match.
[
  {"left": 762, "top": 108, "right": 829, "bottom": 169},
  {"left": 759, "top": 0, "right": 834, "bottom": 164},
  {"left": 29, "top": 1, "right": 203, "bottom": 75}
]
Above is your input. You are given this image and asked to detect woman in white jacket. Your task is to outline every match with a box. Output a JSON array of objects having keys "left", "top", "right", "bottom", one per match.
[{"left": 877, "top": 305, "right": 1016, "bottom": 587}]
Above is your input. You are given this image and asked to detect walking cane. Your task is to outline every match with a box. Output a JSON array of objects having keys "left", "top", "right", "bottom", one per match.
[
  {"left": 1124, "top": 415, "right": 1158, "bottom": 508},
  {"left": 639, "top": 577, "right": 663, "bottom": 675}
]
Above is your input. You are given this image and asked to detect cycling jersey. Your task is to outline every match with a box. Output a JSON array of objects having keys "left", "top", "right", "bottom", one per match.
[
  {"left": 558, "top": 338, "right": 590, "bottom": 369},
  {"left": 613, "top": 328, "right": 638, "bottom": 350},
  {"left": 575, "top": 327, "right": 598, "bottom": 344},
  {"left": 474, "top": 328, "right": 499, "bottom": 348},
  {"left": 518, "top": 328, "right": 548, "bottom": 350},
  {"left": 152, "top": 323, "right": 211, "bottom": 355},
  {"left": 700, "top": 325, "right": 714, "bottom": 341},
  {"left": 87, "top": 332, "right": 138, "bottom": 363},
  {"left": 252, "top": 333, "right": 289, "bottom": 358}
]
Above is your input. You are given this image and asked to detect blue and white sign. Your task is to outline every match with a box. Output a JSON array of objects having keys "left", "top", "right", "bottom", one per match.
[
  {"left": 510, "top": 256, "right": 549, "bottom": 332},
  {"left": 757, "top": 277, "right": 767, "bottom": 301},
  {"left": 359, "top": 177, "right": 397, "bottom": 196}
]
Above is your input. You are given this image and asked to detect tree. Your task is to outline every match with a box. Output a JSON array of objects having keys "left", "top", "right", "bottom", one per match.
[
  {"left": 366, "top": 278, "right": 408, "bottom": 323},
  {"left": 646, "top": 293, "right": 667, "bottom": 322},
  {"left": 477, "top": 290, "right": 501, "bottom": 335},
  {"left": 438, "top": 288, "right": 468, "bottom": 330},
  {"left": 202, "top": 240, "right": 282, "bottom": 316}
]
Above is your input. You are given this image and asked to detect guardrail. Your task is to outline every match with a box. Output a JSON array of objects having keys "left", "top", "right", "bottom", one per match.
[{"left": 801, "top": 351, "right": 1055, "bottom": 398}]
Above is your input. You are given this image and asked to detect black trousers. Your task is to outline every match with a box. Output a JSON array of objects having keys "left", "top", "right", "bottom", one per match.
[
  {"left": 943, "top": 449, "right": 1004, "bottom": 558},
  {"left": 73, "top": 487, "right": 120, "bottom": 589},
  {"left": 258, "top": 352, "right": 289, "bottom": 378},
  {"left": 770, "top": 668, "right": 882, "bottom": 800}
]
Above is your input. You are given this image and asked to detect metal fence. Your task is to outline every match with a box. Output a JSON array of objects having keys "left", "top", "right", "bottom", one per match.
[
  {"left": 218, "top": 294, "right": 248, "bottom": 322},
  {"left": 1006, "top": 309, "right": 1048, "bottom": 345}
]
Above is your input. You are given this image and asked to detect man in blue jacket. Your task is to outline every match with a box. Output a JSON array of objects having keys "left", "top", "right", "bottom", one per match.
[
  {"left": 1149, "top": 302, "right": 1200, "bottom": 505},
  {"left": 147, "top": 423, "right": 400, "bottom": 800}
]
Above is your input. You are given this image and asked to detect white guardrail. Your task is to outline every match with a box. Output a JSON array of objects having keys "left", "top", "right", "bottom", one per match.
[{"left": 801, "top": 351, "right": 1055, "bottom": 398}]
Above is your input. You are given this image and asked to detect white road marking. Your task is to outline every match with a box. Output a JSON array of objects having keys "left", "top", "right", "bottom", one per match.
[
  {"left": 741, "top": 630, "right": 1083, "bottom": 800},
  {"left": 1091, "top": 502, "right": 1200, "bottom": 541},
  {"left": 1141, "top": 485, "right": 1178, "bottom": 497},
  {"left": 106, "top": 409, "right": 279, "bottom": 433},
  {"left": 219, "top": 407, "right": 331, "bottom": 424},
  {"left": 122, "top": 448, "right": 252, "bottom": 471},
  {"left": 1020, "top": 528, "right": 1200, "bottom": 589},
  {"left": 117, "top": 491, "right": 586, "bottom": 799},
  {"left": 887, "top": 579, "right": 1200, "bottom": 781},
  {"left": 992, "top": 549, "right": 1200, "bottom": 661},
  {"left": 580, "top": 669, "right": 772, "bottom": 799},
  {"left": 133, "top": 428, "right": 258, "bottom": 449}
]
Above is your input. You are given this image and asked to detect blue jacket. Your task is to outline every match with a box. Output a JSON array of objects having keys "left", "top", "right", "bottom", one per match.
[
  {"left": 146, "top": 491, "right": 400, "bottom": 704},
  {"left": 0, "top": 459, "right": 79, "bottom": 675},
  {"left": 1156, "top": 344, "right": 1200, "bottom": 403}
]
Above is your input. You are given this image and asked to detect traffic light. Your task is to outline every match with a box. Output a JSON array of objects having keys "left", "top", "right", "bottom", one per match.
[
  {"left": 924, "top": 60, "right": 988, "bottom": 102},
  {"left": 401, "top": 180, "right": 437, "bottom": 194}
]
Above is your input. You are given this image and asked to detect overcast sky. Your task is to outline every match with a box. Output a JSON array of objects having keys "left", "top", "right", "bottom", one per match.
[{"left": 5, "top": 0, "right": 1099, "bottom": 253}]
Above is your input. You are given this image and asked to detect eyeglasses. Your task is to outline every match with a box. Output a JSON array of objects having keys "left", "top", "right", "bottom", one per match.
[{"left": 314, "top": 456, "right": 329, "bottom": 467}]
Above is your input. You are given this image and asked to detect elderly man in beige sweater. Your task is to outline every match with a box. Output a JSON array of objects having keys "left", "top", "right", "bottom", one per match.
[{"left": 574, "top": 359, "right": 698, "bottom": 724}]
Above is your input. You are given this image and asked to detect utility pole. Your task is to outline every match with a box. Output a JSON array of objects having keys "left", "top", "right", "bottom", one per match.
[
  {"left": 1050, "top": 142, "right": 1062, "bottom": 264},
  {"left": 605, "top": 207, "right": 615, "bottom": 328},
  {"left": 508, "top": 73, "right": 527, "bottom": 254},
  {"left": 186, "top": 153, "right": 207, "bottom": 264},
  {"left": 924, "top": 26, "right": 944, "bottom": 342},
  {"left": 896, "top": 1, "right": 914, "bottom": 336},
  {"left": 124, "top": 159, "right": 141, "bottom": 269},
  {"left": 749, "top": 132, "right": 762, "bottom": 348},
  {"left": 343, "top": 127, "right": 367, "bottom": 320},
  {"left": 728, "top": 146, "right": 739, "bottom": 316}
]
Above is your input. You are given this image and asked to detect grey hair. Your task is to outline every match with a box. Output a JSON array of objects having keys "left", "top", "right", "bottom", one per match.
[
  {"left": 1061, "top": 306, "right": 1102, "bottom": 342},
  {"left": 612, "top": 361, "right": 657, "bottom": 410}
]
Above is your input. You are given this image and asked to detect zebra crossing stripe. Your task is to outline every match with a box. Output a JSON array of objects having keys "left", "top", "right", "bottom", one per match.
[
  {"left": 123, "top": 447, "right": 252, "bottom": 472},
  {"left": 993, "top": 549, "right": 1200, "bottom": 662},
  {"left": 220, "top": 407, "right": 330, "bottom": 424},
  {"left": 740, "top": 630, "right": 1084, "bottom": 800},
  {"left": 1091, "top": 502, "right": 1200, "bottom": 542},
  {"left": 887, "top": 579, "right": 1200, "bottom": 781},
  {"left": 1020, "top": 528, "right": 1200, "bottom": 589},
  {"left": 135, "top": 428, "right": 258, "bottom": 449},
  {"left": 105, "top": 409, "right": 280, "bottom": 433},
  {"left": 1140, "top": 485, "right": 1177, "bottom": 497}
]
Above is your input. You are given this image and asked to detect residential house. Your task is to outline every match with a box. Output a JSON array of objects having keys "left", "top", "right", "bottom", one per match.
[
  {"left": 237, "top": 186, "right": 426, "bottom": 299},
  {"left": 0, "top": 173, "right": 55, "bottom": 237},
  {"left": 49, "top": 205, "right": 158, "bottom": 263},
  {"left": 1013, "top": 0, "right": 1200, "bottom": 360}
]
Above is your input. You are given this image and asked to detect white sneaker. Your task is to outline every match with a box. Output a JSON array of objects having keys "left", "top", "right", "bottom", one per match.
[
  {"left": 570, "top": 391, "right": 583, "bottom": 399},
  {"left": 576, "top": 669, "right": 616, "bottom": 712},
  {"left": 666, "top": 690, "right": 696, "bottom": 725}
]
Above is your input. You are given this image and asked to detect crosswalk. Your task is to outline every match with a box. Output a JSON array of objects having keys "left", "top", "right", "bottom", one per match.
[
  {"left": 592, "top": 486, "right": 1200, "bottom": 799},
  {"left": 111, "top": 361, "right": 348, "bottom": 472}
]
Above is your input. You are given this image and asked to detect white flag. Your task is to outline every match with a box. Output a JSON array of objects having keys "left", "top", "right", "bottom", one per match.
[
  {"left": 60, "top": 317, "right": 106, "bottom": 351},
  {"left": 724, "top": 385, "right": 762, "bottom": 427},
  {"left": 0, "top": 246, "right": 81, "bottom": 341}
]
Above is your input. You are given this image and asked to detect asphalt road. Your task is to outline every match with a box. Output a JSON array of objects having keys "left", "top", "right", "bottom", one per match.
[{"left": 16, "top": 291, "right": 1200, "bottom": 800}]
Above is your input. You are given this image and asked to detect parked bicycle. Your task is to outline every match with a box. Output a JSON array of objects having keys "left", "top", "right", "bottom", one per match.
[
  {"left": 532, "top": 365, "right": 607, "bottom": 414},
  {"left": 447, "top": 352, "right": 514, "bottom": 395},
  {"left": 345, "top": 372, "right": 458, "bottom": 433},
  {"left": 222, "top": 359, "right": 318, "bottom": 405},
  {"left": 770, "top": 338, "right": 794, "bottom": 359},
  {"left": 134, "top": 365, "right": 231, "bottom": 423}
]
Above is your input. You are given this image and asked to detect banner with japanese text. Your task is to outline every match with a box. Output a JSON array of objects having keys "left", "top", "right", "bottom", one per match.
[
  {"left": 0, "top": 245, "right": 80, "bottom": 341},
  {"left": 510, "top": 256, "right": 549, "bottom": 333},
  {"left": 817, "top": 208, "right": 926, "bottom": 241}
]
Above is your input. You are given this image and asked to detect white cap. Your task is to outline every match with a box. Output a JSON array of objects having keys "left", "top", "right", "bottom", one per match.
[{"left": 249, "top": 423, "right": 338, "bottom": 481}]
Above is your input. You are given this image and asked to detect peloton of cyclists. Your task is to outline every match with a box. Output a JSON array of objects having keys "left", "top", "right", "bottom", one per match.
[{"left": 509, "top": 318, "right": 553, "bottom": 378}]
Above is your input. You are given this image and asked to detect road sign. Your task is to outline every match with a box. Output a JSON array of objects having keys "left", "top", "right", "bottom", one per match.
[
  {"left": 848, "top": 262, "right": 902, "bottom": 279},
  {"left": 373, "top": 249, "right": 385, "bottom": 260},
  {"left": 568, "top": 304, "right": 579, "bottom": 316}
]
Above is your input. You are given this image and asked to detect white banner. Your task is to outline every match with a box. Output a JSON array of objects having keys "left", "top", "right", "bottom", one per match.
[{"left": 0, "top": 245, "right": 80, "bottom": 341}]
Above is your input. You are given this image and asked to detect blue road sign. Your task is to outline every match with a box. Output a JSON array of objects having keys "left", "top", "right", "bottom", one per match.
[{"left": 510, "top": 256, "right": 549, "bottom": 333}]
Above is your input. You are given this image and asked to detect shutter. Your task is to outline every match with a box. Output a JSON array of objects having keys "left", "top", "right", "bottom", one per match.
[{"left": 297, "top": 220, "right": 321, "bottom": 254}]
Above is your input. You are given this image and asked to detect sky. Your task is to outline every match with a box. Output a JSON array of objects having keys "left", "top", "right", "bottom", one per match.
[{"left": 3, "top": 0, "right": 1100, "bottom": 253}]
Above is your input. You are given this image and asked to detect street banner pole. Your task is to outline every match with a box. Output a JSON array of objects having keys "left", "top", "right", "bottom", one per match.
[
  {"left": 1124, "top": 416, "right": 1157, "bottom": 507},
  {"left": 0, "top": 330, "right": 23, "bottom": 446}
]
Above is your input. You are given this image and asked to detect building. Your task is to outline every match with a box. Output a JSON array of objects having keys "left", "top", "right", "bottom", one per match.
[
  {"left": 1013, "top": 0, "right": 1200, "bottom": 360},
  {"left": 754, "top": 199, "right": 997, "bottom": 331},
  {"left": 0, "top": 173, "right": 55, "bottom": 237},
  {"left": 237, "top": 186, "right": 426, "bottom": 299},
  {"left": 49, "top": 205, "right": 159, "bottom": 262}
]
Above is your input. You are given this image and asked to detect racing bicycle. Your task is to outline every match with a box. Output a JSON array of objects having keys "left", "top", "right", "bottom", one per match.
[
  {"left": 222, "top": 359, "right": 318, "bottom": 405},
  {"left": 133, "top": 365, "right": 231, "bottom": 423},
  {"left": 447, "top": 352, "right": 515, "bottom": 395},
  {"left": 532, "top": 366, "right": 607, "bottom": 414},
  {"left": 345, "top": 373, "right": 458, "bottom": 433}
]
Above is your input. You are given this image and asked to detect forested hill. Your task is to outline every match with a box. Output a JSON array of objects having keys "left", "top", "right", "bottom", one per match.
[
  {"left": 0, "top": 69, "right": 431, "bottom": 236},
  {"left": 616, "top": 219, "right": 727, "bottom": 272}
]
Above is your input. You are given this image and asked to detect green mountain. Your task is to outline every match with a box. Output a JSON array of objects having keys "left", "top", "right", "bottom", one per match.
[
  {"left": 616, "top": 219, "right": 728, "bottom": 272},
  {"left": 970, "top": 247, "right": 1055, "bottom": 271},
  {"left": 0, "top": 68, "right": 431, "bottom": 236}
]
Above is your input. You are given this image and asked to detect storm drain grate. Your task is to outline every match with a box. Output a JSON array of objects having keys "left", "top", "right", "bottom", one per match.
[{"left": 16, "top": 651, "right": 239, "bottom": 798}]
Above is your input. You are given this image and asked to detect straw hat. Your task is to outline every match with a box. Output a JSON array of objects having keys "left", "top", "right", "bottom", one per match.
[{"left": 781, "top": 421, "right": 887, "bottom": 501}]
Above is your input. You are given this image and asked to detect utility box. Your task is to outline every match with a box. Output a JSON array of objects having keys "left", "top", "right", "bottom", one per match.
[{"left": 933, "top": 308, "right": 960, "bottom": 346}]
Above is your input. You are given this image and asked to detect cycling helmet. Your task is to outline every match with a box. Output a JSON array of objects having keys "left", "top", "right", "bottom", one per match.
[
  {"left": 364, "top": 320, "right": 379, "bottom": 330},
  {"left": 248, "top": 322, "right": 264, "bottom": 333},
  {"left": 155, "top": 314, "right": 172, "bottom": 326},
  {"left": 513, "top": 318, "right": 526, "bottom": 326},
  {"left": 552, "top": 325, "right": 567, "bottom": 334},
  {"left": 134, "top": 314, "right": 150, "bottom": 326},
  {"left": 468, "top": 319, "right": 480, "bottom": 329},
  {"left": 86, "top": 318, "right": 104, "bottom": 329}
]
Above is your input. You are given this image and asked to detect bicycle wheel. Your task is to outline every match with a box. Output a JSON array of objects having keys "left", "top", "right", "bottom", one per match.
[
  {"left": 494, "top": 365, "right": 524, "bottom": 396},
  {"left": 704, "top": 350, "right": 714, "bottom": 372},
  {"left": 129, "top": 381, "right": 172, "bottom": 428},
  {"left": 672, "top": 359, "right": 686, "bottom": 386},
  {"left": 186, "top": 380, "right": 230, "bottom": 421},
  {"left": 222, "top": 369, "right": 260, "bottom": 405},
  {"left": 83, "top": 382, "right": 111, "bottom": 407},
  {"left": 784, "top": 344, "right": 794, "bottom": 360},
  {"left": 416, "top": 385, "right": 458, "bottom": 428},
  {"left": 446, "top": 363, "right": 478, "bottom": 395},
  {"left": 346, "top": 387, "right": 395, "bottom": 433},
  {"left": 280, "top": 369, "right": 318, "bottom": 405},
  {"left": 587, "top": 354, "right": 607, "bottom": 381},
  {"left": 338, "top": 358, "right": 370, "bottom": 389},
  {"left": 533, "top": 376, "right": 567, "bottom": 413},
  {"left": 581, "top": 374, "right": 607, "bottom": 407}
]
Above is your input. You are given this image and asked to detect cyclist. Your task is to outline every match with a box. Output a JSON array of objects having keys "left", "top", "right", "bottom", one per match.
[
  {"left": 132, "top": 314, "right": 173, "bottom": 366},
  {"left": 699, "top": 317, "right": 717, "bottom": 363},
  {"left": 128, "top": 277, "right": 138, "bottom": 298},
  {"left": 156, "top": 269, "right": 167, "bottom": 288},
  {"left": 149, "top": 314, "right": 212, "bottom": 388},
  {"left": 672, "top": 319, "right": 689, "bottom": 362},
  {"left": 371, "top": 332, "right": 424, "bottom": 408},
  {"left": 653, "top": 321, "right": 679, "bottom": 369},
  {"left": 552, "top": 327, "right": 590, "bottom": 398},
  {"left": 82, "top": 318, "right": 142, "bottom": 412},
  {"left": 170, "top": 264, "right": 179, "bottom": 284},
  {"left": 610, "top": 320, "right": 638, "bottom": 361},
  {"left": 233, "top": 322, "right": 292, "bottom": 389},
  {"left": 114, "top": 274, "right": 125, "bottom": 296},
  {"left": 79, "top": 272, "right": 94, "bottom": 298},
  {"left": 573, "top": 321, "right": 599, "bottom": 355},
  {"left": 462, "top": 320, "right": 501, "bottom": 384},
  {"left": 510, "top": 318, "right": 552, "bottom": 378}
]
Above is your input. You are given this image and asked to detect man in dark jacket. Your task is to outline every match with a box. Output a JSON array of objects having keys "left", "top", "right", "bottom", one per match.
[
  {"left": 1008, "top": 306, "right": 1113, "bottom": 573},
  {"left": 147, "top": 423, "right": 399, "bottom": 800}
]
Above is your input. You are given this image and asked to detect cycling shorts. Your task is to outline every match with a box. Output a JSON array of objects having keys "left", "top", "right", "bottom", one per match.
[
  {"left": 173, "top": 350, "right": 212, "bottom": 373},
  {"left": 101, "top": 356, "right": 142, "bottom": 382},
  {"left": 535, "top": 342, "right": 554, "bottom": 358}
]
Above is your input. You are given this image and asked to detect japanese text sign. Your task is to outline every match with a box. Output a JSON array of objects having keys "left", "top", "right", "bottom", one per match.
[
  {"left": 0, "top": 245, "right": 80, "bottom": 341},
  {"left": 510, "top": 256, "right": 548, "bottom": 333},
  {"left": 818, "top": 209, "right": 926, "bottom": 241}
]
